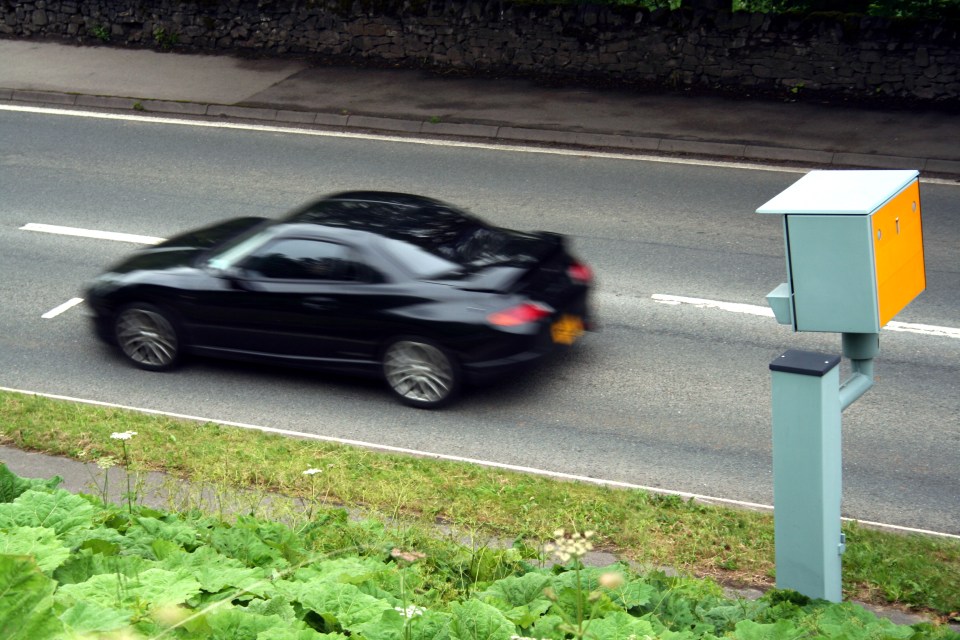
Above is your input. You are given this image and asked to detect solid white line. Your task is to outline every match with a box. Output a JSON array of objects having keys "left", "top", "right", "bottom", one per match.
[
  {"left": 0, "top": 102, "right": 925, "bottom": 179},
  {"left": 652, "top": 293, "right": 960, "bottom": 339},
  {"left": 20, "top": 222, "right": 163, "bottom": 245},
  {"left": 41, "top": 297, "right": 84, "bottom": 319},
  {"left": 0, "top": 385, "right": 956, "bottom": 539},
  {"left": 0, "top": 103, "right": 791, "bottom": 172},
  {"left": 5, "top": 104, "right": 960, "bottom": 186}
]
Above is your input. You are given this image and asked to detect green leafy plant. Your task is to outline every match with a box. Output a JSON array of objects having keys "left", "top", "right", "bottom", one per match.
[
  {"left": 153, "top": 26, "right": 180, "bottom": 50},
  {"left": 1, "top": 467, "right": 958, "bottom": 639},
  {"left": 89, "top": 24, "right": 110, "bottom": 42},
  {"left": 1, "top": 389, "right": 958, "bottom": 618}
]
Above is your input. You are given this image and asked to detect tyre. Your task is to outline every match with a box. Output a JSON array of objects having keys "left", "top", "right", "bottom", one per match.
[
  {"left": 114, "top": 303, "right": 181, "bottom": 371},
  {"left": 382, "top": 338, "right": 460, "bottom": 408}
]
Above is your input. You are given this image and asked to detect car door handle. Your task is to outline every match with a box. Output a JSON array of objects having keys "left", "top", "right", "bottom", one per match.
[{"left": 303, "top": 296, "right": 338, "bottom": 310}]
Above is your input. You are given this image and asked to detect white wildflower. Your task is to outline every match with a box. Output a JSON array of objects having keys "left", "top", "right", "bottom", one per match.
[
  {"left": 545, "top": 528, "right": 595, "bottom": 563},
  {"left": 96, "top": 456, "right": 118, "bottom": 470},
  {"left": 110, "top": 431, "right": 137, "bottom": 441},
  {"left": 303, "top": 468, "right": 323, "bottom": 475},
  {"left": 394, "top": 604, "right": 425, "bottom": 618},
  {"left": 599, "top": 571, "right": 625, "bottom": 590}
]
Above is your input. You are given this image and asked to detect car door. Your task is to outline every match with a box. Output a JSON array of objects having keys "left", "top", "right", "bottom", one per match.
[{"left": 229, "top": 236, "right": 398, "bottom": 363}]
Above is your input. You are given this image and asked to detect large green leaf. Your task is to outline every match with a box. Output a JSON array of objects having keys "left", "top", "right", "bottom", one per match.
[
  {"left": 477, "top": 571, "right": 553, "bottom": 626},
  {"left": 407, "top": 610, "right": 453, "bottom": 640},
  {"left": 257, "top": 626, "right": 337, "bottom": 640},
  {"left": 0, "top": 555, "right": 64, "bottom": 640},
  {"left": 160, "top": 545, "right": 272, "bottom": 596},
  {"left": 448, "top": 600, "right": 515, "bottom": 640},
  {"left": 815, "top": 603, "right": 915, "bottom": 639},
  {"left": 59, "top": 600, "right": 132, "bottom": 634},
  {"left": 61, "top": 524, "right": 126, "bottom": 550},
  {"left": 297, "top": 581, "right": 393, "bottom": 630},
  {"left": 204, "top": 606, "right": 286, "bottom": 639},
  {"left": 57, "top": 567, "right": 202, "bottom": 610},
  {"left": 294, "top": 556, "right": 395, "bottom": 586},
  {"left": 355, "top": 608, "right": 456, "bottom": 640},
  {"left": 246, "top": 596, "right": 298, "bottom": 621},
  {"left": 585, "top": 610, "right": 659, "bottom": 639},
  {"left": 351, "top": 607, "right": 407, "bottom": 640},
  {"left": 732, "top": 618, "right": 803, "bottom": 639},
  {"left": 0, "top": 489, "right": 95, "bottom": 536},
  {"left": 124, "top": 515, "right": 203, "bottom": 553},
  {"left": 611, "top": 577, "right": 656, "bottom": 610},
  {"left": 0, "top": 527, "right": 70, "bottom": 573},
  {"left": 54, "top": 546, "right": 151, "bottom": 585},
  {"left": 0, "top": 465, "right": 61, "bottom": 503},
  {"left": 209, "top": 521, "right": 291, "bottom": 569},
  {"left": 479, "top": 571, "right": 552, "bottom": 607}
]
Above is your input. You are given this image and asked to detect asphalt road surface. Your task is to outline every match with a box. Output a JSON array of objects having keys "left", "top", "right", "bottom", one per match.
[{"left": 1, "top": 107, "right": 958, "bottom": 534}]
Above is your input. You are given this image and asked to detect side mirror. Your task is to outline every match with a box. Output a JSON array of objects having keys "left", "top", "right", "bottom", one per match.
[{"left": 209, "top": 264, "right": 253, "bottom": 290}]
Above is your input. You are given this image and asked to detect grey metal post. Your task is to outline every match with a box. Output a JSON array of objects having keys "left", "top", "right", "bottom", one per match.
[{"left": 770, "top": 349, "right": 844, "bottom": 602}]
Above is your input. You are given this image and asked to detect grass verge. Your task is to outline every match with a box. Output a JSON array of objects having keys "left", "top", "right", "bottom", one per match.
[{"left": 0, "top": 389, "right": 957, "bottom": 622}]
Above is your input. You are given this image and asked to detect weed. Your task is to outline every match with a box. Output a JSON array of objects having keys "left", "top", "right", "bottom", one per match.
[
  {"left": 153, "top": 26, "right": 179, "bottom": 50},
  {"left": 109, "top": 430, "right": 139, "bottom": 514},
  {"left": 90, "top": 24, "right": 110, "bottom": 42}
]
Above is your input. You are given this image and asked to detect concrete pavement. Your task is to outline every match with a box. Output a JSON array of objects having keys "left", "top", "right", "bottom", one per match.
[{"left": 2, "top": 38, "right": 960, "bottom": 179}]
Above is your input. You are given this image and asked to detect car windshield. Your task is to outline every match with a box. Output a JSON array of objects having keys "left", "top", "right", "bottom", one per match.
[{"left": 205, "top": 223, "right": 282, "bottom": 270}]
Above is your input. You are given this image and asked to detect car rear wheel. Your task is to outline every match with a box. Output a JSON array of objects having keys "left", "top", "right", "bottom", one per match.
[
  {"left": 382, "top": 339, "right": 460, "bottom": 408},
  {"left": 114, "top": 303, "right": 181, "bottom": 371}
]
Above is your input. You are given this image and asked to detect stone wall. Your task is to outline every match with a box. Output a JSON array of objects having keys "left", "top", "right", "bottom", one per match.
[{"left": 3, "top": 0, "right": 959, "bottom": 103}]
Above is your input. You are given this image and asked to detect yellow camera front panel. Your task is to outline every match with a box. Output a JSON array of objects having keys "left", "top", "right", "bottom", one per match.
[{"left": 872, "top": 179, "right": 925, "bottom": 327}]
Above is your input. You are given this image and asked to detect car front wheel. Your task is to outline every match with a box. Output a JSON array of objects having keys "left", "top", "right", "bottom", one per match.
[
  {"left": 114, "top": 303, "right": 181, "bottom": 371},
  {"left": 382, "top": 339, "right": 460, "bottom": 408}
]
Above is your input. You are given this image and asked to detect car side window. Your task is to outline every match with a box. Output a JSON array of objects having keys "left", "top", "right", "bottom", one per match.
[{"left": 243, "top": 238, "right": 382, "bottom": 282}]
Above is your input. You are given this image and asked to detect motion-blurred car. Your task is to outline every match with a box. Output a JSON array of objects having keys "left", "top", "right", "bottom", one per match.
[{"left": 86, "top": 192, "right": 594, "bottom": 408}]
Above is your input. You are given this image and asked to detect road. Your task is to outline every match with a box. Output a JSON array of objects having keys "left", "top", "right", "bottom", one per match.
[{"left": 1, "top": 106, "right": 958, "bottom": 534}]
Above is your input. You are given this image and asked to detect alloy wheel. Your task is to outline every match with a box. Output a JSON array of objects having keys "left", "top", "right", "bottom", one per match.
[
  {"left": 115, "top": 305, "right": 180, "bottom": 371},
  {"left": 383, "top": 340, "right": 458, "bottom": 407}
]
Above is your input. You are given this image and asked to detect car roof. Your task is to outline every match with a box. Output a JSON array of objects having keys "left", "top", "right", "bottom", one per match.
[{"left": 285, "top": 192, "right": 483, "bottom": 236}]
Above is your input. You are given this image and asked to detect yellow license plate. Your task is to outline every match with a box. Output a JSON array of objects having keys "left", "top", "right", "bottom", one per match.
[{"left": 551, "top": 314, "right": 584, "bottom": 345}]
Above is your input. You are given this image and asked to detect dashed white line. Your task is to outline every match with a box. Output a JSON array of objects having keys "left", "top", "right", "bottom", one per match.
[
  {"left": 20, "top": 222, "right": 163, "bottom": 245},
  {"left": 652, "top": 293, "right": 774, "bottom": 318},
  {"left": 18, "top": 224, "right": 960, "bottom": 340},
  {"left": 0, "top": 384, "right": 956, "bottom": 539},
  {"left": 652, "top": 293, "right": 960, "bottom": 339},
  {"left": 41, "top": 297, "right": 84, "bottom": 319}
]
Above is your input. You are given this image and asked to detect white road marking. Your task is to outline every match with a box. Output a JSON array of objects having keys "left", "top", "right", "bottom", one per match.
[
  {"left": 652, "top": 293, "right": 774, "bottom": 317},
  {"left": 652, "top": 293, "right": 960, "bottom": 339},
  {"left": 20, "top": 223, "right": 960, "bottom": 340},
  {"left": 6, "top": 103, "right": 960, "bottom": 184},
  {"left": 41, "top": 297, "right": 84, "bottom": 319},
  {"left": 20, "top": 222, "right": 163, "bottom": 245},
  {"left": 0, "top": 104, "right": 796, "bottom": 172},
  {"left": 0, "top": 385, "right": 955, "bottom": 539}
]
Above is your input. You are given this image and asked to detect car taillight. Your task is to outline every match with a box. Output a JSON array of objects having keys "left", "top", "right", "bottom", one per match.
[
  {"left": 487, "top": 301, "right": 553, "bottom": 327},
  {"left": 567, "top": 261, "right": 593, "bottom": 284}
]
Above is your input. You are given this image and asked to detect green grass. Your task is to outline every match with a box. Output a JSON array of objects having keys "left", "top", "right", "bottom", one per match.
[{"left": 1, "top": 389, "right": 957, "bottom": 622}]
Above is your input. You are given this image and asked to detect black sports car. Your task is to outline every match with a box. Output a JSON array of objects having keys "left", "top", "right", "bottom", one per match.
[{"left": 86, "top": 192, "right": 594, "bottom": 408}]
